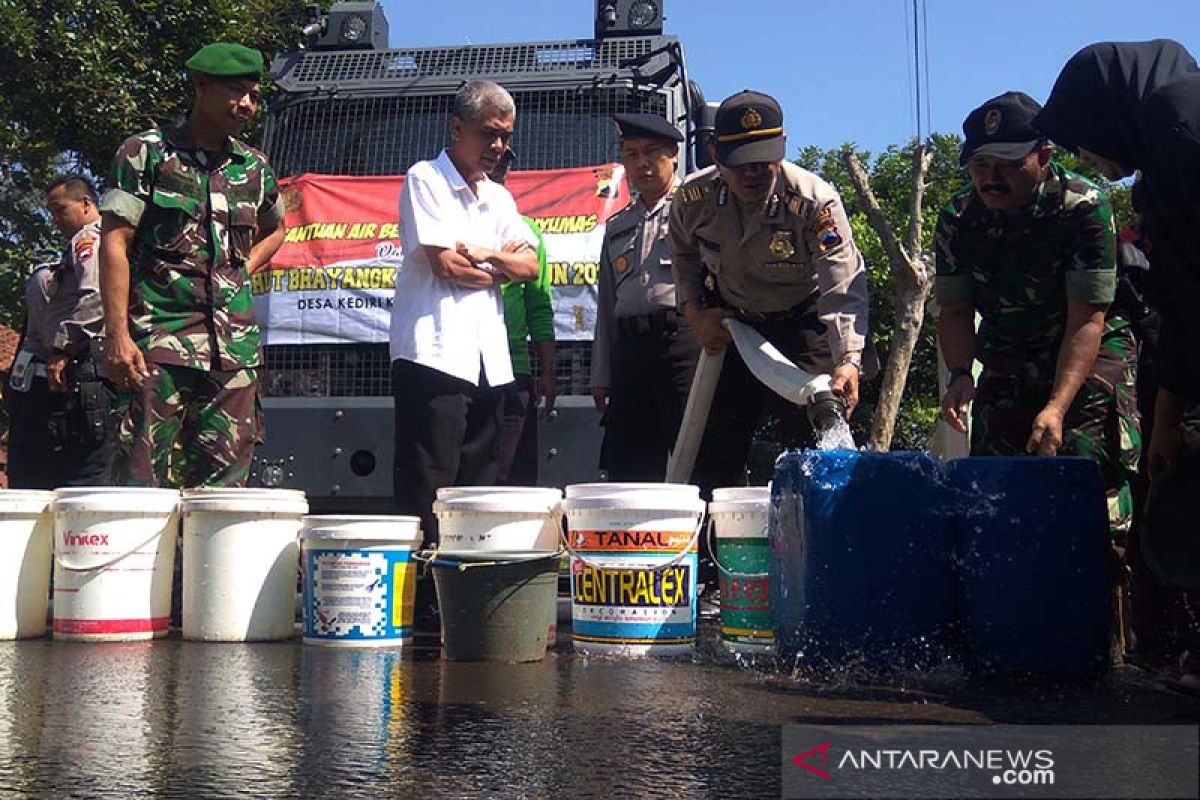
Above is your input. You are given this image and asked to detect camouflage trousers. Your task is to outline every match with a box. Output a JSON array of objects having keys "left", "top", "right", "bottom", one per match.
[
  {"left": 970, "top": 327, "right": 1141, "bottom": 541},
  {"left": 114, "top": 363, "right": 261, "bottom": 488}
]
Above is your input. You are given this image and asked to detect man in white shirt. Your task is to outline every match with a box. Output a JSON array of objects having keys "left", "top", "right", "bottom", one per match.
[{"left": 391, "top": 79, "right": 540, "bottom": 543}]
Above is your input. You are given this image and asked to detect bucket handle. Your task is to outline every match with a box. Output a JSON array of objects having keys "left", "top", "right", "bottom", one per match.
[
  {"left": 53, "top": 528, "right": 166, "bottom": 573},
  {"left": 560, "top": 511, "right": 704, "bottom": 574},
  {"left": 412, "top": 548, "right": 565, "bottom": 572},
  {"left": 705, "top": 517, "right": 770, "bottom": 582}
]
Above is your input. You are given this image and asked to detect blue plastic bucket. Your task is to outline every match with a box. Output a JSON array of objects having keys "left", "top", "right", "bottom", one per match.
[
  {"left": 948, "top": 456, "right": 1111, "bottom": 675},
  {"left": 770, "top": 450, "right": 956, "bottom": 669}
]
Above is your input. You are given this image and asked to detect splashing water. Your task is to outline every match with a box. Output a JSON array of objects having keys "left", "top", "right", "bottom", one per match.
[{"left": 815, "top": 414, "right": 856, "bottom": 450}]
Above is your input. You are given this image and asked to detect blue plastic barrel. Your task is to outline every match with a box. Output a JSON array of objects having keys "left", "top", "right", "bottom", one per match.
[
  {"left": 947, "top": 456, "right": 1111, "bottom": 676},
  {"left": 769, "top": 450, "right": 956, "bottom": 670}
]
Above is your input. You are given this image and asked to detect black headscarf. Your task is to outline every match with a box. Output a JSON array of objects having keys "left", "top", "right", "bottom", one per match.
[
  {"left": 1143, "top": 73, "right": 1200, "bottom": 198},
  {"left": 1033, "top": 40, "right": 1198, "bottom": 169}
]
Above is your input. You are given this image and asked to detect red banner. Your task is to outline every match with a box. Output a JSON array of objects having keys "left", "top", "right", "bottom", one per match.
[{"left": 253, "top": 163, "right": 630, "bottom": 344}]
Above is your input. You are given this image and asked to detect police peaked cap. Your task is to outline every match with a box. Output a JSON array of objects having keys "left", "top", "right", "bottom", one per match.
[
  {"left": 713, "top": 90, "right": 786, "bottom": 166},
  {"left": 613, "top": 113, "right": 685, "bottom": 143},
  {"left": 186, "top": 43, "right": 264, "bottom": 78}
]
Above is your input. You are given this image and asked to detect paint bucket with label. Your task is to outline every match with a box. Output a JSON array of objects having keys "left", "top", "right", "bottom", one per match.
[
  {"left": 562, "top": 483, "right": 705, "bottom": 656},
  {"left": 302, "top": 515, "right": 423, "bottom": 646},
  {"left": 708, "top": 486, "right": 773, "bottom": 654},
  {"left": 433, "top": 487, "right": 562, "bottom": 552},
  {"left": 180, "top": 489, "right": 308, "bottom": 641},
  {"left": 51, "top": 488, "right": 180, "bottom": 641},
  {"left": 428, "top": 550, "right": 560, "bottom": 662},
  {"left": 0, "top": 490, "right": 54, "bottom": 639}
]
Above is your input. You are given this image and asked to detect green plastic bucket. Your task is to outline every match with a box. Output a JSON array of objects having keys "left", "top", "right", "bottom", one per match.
[
  {"left": 709, "top": 487, "right": 773, "bottom": 654},
  {"left": 429, "top": 550, "right": 560, "bottom": 662}
]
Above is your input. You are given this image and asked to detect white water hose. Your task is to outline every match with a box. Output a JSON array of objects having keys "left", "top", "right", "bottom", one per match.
[{"left": 665, "top": 318, "right": 831, "bottom": 483}]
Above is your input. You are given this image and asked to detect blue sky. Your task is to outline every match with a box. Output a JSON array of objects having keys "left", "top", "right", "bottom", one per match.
[{"left": 378, "top": 0, "right": 1198, "bottom": 156}]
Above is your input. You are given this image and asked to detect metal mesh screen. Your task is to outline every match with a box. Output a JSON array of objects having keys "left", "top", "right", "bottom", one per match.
[
  {"left": 262, "top": 341, "right": 595, "bottom": 398},
  {"left": 280, "top": 37, "right": 666, "bottom": 87},
  {"left": 266, "top": 88, "right": 668, "bottom": 178}
]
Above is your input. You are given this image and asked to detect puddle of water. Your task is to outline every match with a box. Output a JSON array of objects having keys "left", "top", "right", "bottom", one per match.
[{"left": 0, "top": 622, "right": 1195, "bottom": 798}]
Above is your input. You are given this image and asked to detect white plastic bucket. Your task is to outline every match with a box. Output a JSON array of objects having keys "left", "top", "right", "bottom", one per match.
[
  {"left": 0, "top": 490, "right": 54, "bottom": 639},
  {"left": 709, "top": 486, "right": 774, "bottom": 655},
  {"left": 180, "top": 489, "right": 307, "bottom": 641},
  {"left": 563, "top": 483, "right": 704, "bottom": 657},
  {"left": 433, "top": 487, "right": 562, "bottom": 552},
  {"left": 51, "top": 488, "right": 180, "bottom": 641},
  {"left": 301, "top": 515, "right": 423, "bottom": 647}
]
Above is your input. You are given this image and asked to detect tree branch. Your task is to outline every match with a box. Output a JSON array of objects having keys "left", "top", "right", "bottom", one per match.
[
  {"left": 842, "top": 147, "right": 911, "bottom": 271},
  {"left": 843, "top": 143, "right": 937, "bottom": 452},
  {"left": 905, "top": 144, "right": 935, "bottom": 280}
]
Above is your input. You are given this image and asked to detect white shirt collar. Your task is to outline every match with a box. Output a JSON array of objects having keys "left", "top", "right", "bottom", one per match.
[{"left": 433, "top": 149, "right": 494, "bottom": 204}]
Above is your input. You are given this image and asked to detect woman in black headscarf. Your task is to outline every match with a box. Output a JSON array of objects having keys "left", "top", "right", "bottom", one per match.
[{"left": 1037, "top": 40, "right": 1200, "bottom": 692}]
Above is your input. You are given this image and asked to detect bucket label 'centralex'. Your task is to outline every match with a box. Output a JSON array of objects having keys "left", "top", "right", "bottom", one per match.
[{"left": 572, "top": 563, "right": 691, "bottom": 607}]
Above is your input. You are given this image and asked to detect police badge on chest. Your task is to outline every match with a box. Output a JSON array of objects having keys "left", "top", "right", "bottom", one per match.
[{"left": 768, "top": 230, "right": 795, "bottom": 260}]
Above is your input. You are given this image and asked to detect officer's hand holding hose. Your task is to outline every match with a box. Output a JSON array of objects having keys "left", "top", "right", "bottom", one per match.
[
  {"left": 830, "top": 362, "right": 861, "bottom": 417},
  {"left": 98, "top": 216, "right": 150, "bottom": 390}
]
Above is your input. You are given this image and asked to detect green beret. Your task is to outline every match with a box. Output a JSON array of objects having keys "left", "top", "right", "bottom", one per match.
[{"left": 185, "top": 43, "right": 263, "bottom": 78}]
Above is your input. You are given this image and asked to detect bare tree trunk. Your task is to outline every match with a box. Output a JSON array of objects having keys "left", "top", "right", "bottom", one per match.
[{"left": 842, "top": 144, "right": 935, "bottom": 451}]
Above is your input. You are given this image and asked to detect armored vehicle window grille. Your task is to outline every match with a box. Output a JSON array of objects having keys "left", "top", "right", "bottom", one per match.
[
  {"left": 287, "top": 38, "right": 660, "bottom": 84},
  {"left": 262, "top": 341, "right": 594, "bottom": 397},
  {"left": 266, "top": 88, "right": 667, "bottom": 177}
]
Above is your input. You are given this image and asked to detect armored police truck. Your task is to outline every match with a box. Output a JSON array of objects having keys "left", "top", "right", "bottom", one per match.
[{"left": 251, "top": 1, "right": 705, "bottom": 511}]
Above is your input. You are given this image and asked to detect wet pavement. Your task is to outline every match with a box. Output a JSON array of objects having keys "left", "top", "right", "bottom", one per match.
[{"left": 1, "top": 620, "right": 1198, "bottom": 799}]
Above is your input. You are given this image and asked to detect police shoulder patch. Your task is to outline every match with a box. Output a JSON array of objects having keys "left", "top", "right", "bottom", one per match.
[
  {"left": 73, "top": 234, "right": 97, "bottom": 264},
  {"left": 815, "top": 211, "right": 843, "bottom": 253}
]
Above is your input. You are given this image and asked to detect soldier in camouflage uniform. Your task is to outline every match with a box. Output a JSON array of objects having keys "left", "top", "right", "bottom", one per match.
[
  {"left": 936, "top": 92, "right": 1140, "bottom": 540},
  {"left": 98, "top": 43, "right": 286, "bottom": 487}
]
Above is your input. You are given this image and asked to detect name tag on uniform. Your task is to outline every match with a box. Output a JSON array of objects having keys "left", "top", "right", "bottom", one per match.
[{"left": 9, "top": 350, "right": 34, "bottom": 393}]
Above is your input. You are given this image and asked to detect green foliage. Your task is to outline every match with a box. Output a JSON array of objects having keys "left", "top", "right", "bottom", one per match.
[{"left": 0, "top": 0, "right": 314, "bottom": 329}]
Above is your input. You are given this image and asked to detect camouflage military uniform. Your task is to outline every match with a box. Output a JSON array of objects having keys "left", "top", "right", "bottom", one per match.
[
  {"left": 935, "top": 161, "right": 1140, "bottom": 537},
  {"left": 100, "top": 123, "right": 283, "bottom": 487}
]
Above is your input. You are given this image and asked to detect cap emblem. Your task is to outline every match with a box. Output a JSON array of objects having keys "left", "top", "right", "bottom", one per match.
[
  {"left": 740, "top": 107, "right": 763, "bottom": 131},
  {"left": 983, "top": 108, "right": 1002, "bottom": 136}
]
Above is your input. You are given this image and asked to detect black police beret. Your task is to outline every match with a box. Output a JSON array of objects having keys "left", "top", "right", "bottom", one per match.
[{"left": 613, "top": 113, "right": 685, "bottom": 143}]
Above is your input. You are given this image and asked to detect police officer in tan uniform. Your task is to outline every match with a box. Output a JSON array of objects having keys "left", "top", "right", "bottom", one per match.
[
  {"left": 6, "top": 175, "right": 115, "bottom": 488},
  {"left": 670, "top": 90, "right": 871, "bottom": 492},
  {"left": 592, "top": 113, "right": 701, "bottom": 480}
]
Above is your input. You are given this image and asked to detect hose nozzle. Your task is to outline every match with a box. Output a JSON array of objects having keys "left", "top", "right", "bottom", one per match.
[{"left": 806, "top": 390, "right": 847, "bottom": 435}]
